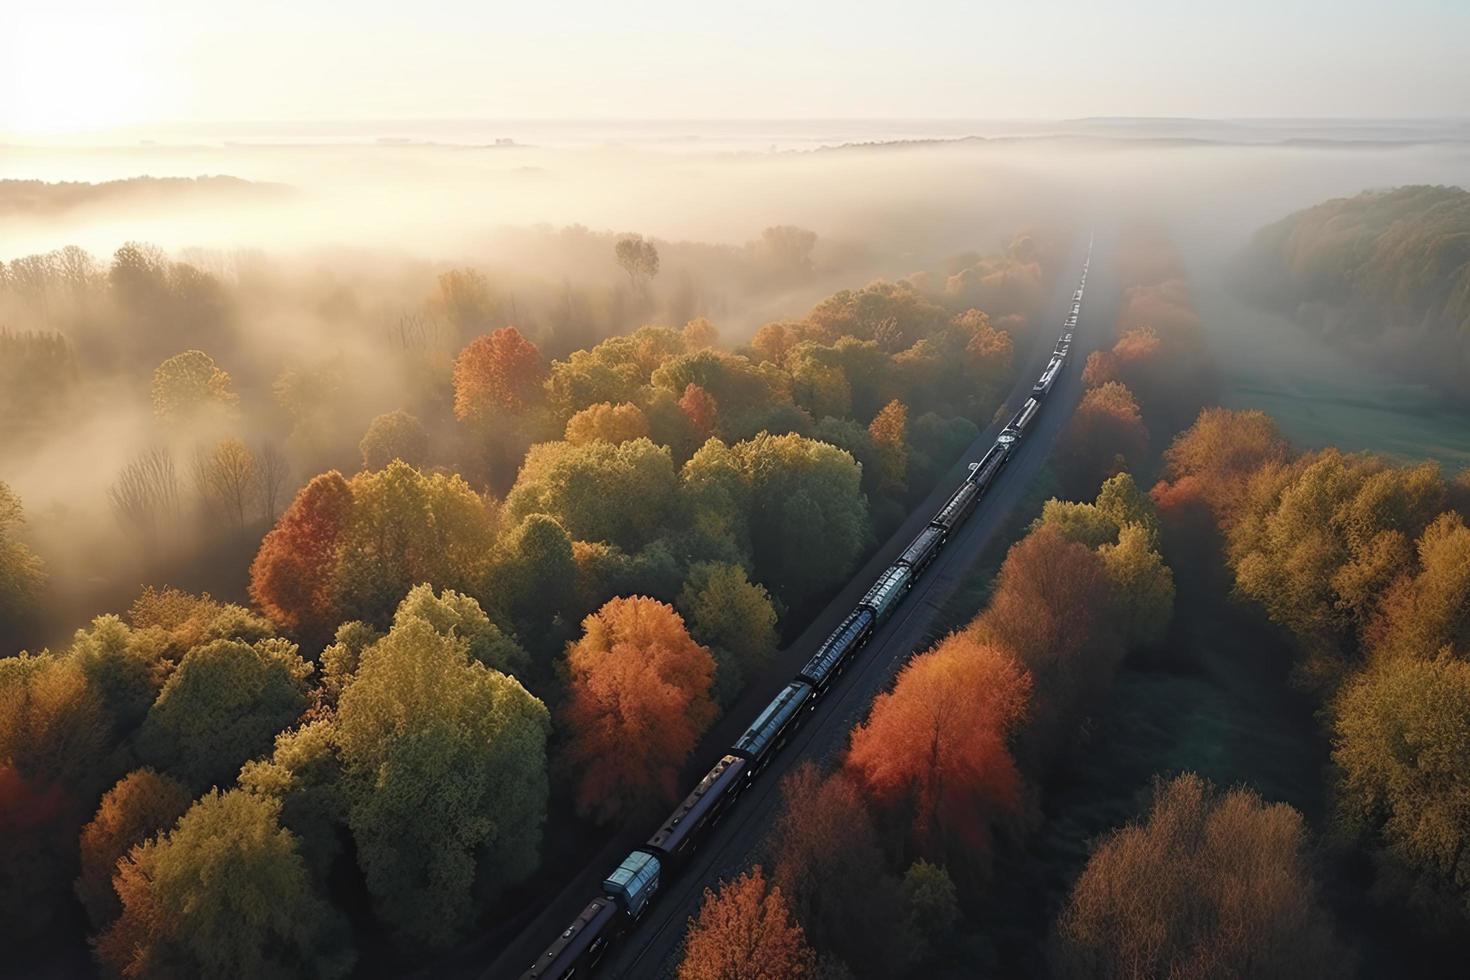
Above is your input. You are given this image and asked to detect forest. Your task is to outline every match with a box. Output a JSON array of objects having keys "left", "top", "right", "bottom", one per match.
[
  {"left": 0, "top": 201, "right": 1056, "bottom": 976},
  {"left": 4, "top": 154, "right": 1470, "bottom": 980},
  {"left": 671, "top": 228, "right": 1470, "bottom": 980},
  {"left": 1230, "top": 184, "right": 1470, "bottom": 397}
]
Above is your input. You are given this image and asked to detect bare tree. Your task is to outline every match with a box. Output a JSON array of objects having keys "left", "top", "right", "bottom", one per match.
[
  {"left": 192, "top": 439, "right": 259, "bottom": 532},
  {"left": 108, "top": 448, "right": 181, "bottom": 552},
  {"left": 256, "top": 441, "right": 289, "bottom": 521}
]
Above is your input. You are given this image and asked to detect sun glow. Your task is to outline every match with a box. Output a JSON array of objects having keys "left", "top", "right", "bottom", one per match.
[{"left": 2, "top": 8, "right": 170, "bottom": 137}]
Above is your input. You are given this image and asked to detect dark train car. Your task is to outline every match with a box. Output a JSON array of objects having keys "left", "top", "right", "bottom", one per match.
[
  {"left": 998, "top": 397, "right": 1040, "bottom": 448},
  {"left": 732, "top": 680, "right": 812, "bottom": 777},
  {"left": 930, "top": 479, "right": 981, "bottom": 535},
  {"left": 645, "top": 754, "right": 747, "bottom": 863},
  {"left": 1032, "top": 354, "right": 1063, "bottom": 397},
  {"left": 895, "top": 525, "right": 943, "bottom": 576},
  {"left": 860, "top": 563, "right": 912, "bottom": 623},
  {"left": 521, "top": 898, "right": 618, "bottom": 980},
  {"left": 970, "top": 442, "right": 1009, "bottom": 493},
  {"left": 798, "top": 607, "right": 875, "bottom": 695}
]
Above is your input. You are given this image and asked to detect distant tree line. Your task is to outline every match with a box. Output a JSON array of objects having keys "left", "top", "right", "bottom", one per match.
[{"left": 1230, "top": 184, "right": 1470, "bottom": 398}]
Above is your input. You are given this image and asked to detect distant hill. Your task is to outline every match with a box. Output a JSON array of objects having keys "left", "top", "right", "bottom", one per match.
[
  {"left": 1230, "top": 185, "right": 1470, "bottom": 398},
  {"left": 0, "top": 175, "right": 288, "bottom": 216}
]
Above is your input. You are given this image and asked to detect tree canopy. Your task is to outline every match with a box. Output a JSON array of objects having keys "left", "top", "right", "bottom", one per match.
[
  {"left": 335, "top": 615, "right": 549, "bottom": 948},
  {"left": 1052, "top": 774, "right": 1348, "bottom": 979},
  {"left": 561, "top": 596, "right": 716, "bottom": 823},
  {"left": 97, "top": 789, "right": 353, "bottom": 979},
  {"left": 678, "top": 866, "right": 816, "bottom": 980}
]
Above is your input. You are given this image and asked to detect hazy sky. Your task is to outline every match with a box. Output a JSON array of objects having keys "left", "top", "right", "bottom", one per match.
[{"left": 5, "top": 0, "right": 1468, "bottom": 135}]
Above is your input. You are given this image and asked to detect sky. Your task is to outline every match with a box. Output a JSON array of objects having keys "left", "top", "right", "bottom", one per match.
[{"left": 4, "top": 0, "right": 1468, "bottom": 137}]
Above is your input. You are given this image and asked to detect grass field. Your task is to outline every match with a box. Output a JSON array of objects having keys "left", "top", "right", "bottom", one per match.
[{"left": 1191, "top": 279, "right": 1470, "bottom": 470}]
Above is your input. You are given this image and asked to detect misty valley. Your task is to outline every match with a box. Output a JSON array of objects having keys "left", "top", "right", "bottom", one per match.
[{"left": 4, "top": 29, "right": 1470, "bottom": 980}]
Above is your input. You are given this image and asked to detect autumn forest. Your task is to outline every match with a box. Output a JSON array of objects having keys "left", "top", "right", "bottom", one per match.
[{"left": 4, "top": 87, "right": 1470, "bottom": 980}]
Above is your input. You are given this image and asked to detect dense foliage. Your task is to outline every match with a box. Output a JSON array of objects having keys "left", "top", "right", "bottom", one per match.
[
  {"left": 1232, "top": 185, "right": 1470, "bottom": 395},
  {"left": 1052, "top": 774, "right": 1348, "bottom": 979}
]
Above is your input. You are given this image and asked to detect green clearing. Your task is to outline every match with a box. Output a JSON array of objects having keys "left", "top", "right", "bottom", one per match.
[{"left": 1191, "top": 279, "right": 1470, "bottom": 470}]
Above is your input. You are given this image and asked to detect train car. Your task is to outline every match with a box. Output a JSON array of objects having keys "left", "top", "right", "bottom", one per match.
[
  {"left": 895, "top": 525, "right": 943, "bottom": 576},
  {"left": 603, "top": 849, "right": 661, "bottom": 921},
  {"left": 930, "top": 479, "right": 981, "bottom": 535},
  {"left": 998, "top": 397, "right": 1041, "bottom": 447},
  {"left": 646, "top": 754, "right": 748, "bottom": 863},
  {"left": 732, "top": 680, "right": 813, "bottom": 777},
  {"left": 860, "top": 563, "right": 912, "bottom": 623},
  {"left": 521, "top": 898, "right": 618, "bottom": 980},
  {"left": 1032, "top": 355, "right": 1063, "bottom": 396},
  {"left": 798, "top": 607, "right": 875, "bottom": 694},
  {"left": 970, "top": 442, "right": 1009, "bottom": 492}
]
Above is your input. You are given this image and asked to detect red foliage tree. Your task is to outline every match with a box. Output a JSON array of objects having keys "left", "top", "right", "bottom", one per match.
[
  {"left": 248, "top": 471, "right": 353, "bottom": 643},
  {"left": 452, "top": 326, "right": 546, "bottom": 422},
  {"left": 679, "top": 383, "right": 719, "bottom": 439},
  {"left": 970, "top": 527, "right": 1120, "bottom": 758},
  {"left": 771, "top": 764, "right": 907, "bottom": 971},
  {"left": 679, "top": 866, "right": 816, "bottom": 980},
  {"left": 561, "top": 597, "right": 717, "bottom": 823},
  {"left": 846, "top": 633, "right": 1030, "bottom": 870},
  {"left": 1056, "top": 381, "right": 1148, "bottom": 496}
]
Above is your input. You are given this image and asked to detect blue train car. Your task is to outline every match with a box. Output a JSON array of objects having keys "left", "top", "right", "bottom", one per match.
[
  {"left": 732, "top": 681, "right": 813, "bottom": 776},
  {"left": 603, "top": 850, "right": 661, "bottom": 920},
  {"left": 798, "top": 607, "right": 875, "bottom": 695}
]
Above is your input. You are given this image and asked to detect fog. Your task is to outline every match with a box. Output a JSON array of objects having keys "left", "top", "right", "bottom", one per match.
[{"left": 4, "top": 124, "right": 1470, "bottom": 648}]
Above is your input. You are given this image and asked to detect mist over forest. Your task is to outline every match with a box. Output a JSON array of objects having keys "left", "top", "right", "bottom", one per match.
[{"left": 4, "top": 110, "right": 1470, "bottom": 980}]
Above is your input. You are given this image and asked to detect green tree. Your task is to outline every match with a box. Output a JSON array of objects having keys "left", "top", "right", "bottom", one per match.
[
  {"left": 318, "top": 621, "right": 381, "bottom": 705},
  {"left": 97, "top": 789, "right": 353, "bottom": 979},
  {"left": 392, "top": 583, "right": 529, "bottom": 677},
  {"left": 488, "top": 514, "right": 579, "bottom": 658},
  {"left": 65, "top": 614, "right": 166, "bottom": 735},
  {"left": 1099, "top": 523, "right": 1176, "bottom": 648},
  {"left": 1227, "top": 450, "right": 1445, "bottom": 682},
  {"left": 335, "top": 617, "right": 549, "bottom": 948},
  {"left": 336, "top": 461, "right": 497, "bottom": 626},
  {"left": 614, "top": 236, "right": 660, "bottom": 291},
  {"left": 238, "top": 721, "right": 346, "bottom": 882},
  {"left": 677, "top": 562, "right": 779, "bottom": 705},
  {"left": 136, "top": 638, "right": 312, "bottom": 791},
  {"left": 0, "top": 481, "right": 45, "bottom": 638},
  {"left": 1366, "top": 512, "right": 1470, "bottom": 663},
  {"left": 0, "top": 653, "right": 113, "bottom": 938},
  {"left": 504, "top": 438, "right": 678, "bottom": 550},
  {"left": 1095, "top": 472, "right": 1161, "bottom": 545},
  {"left": 359, "top": 410, "right": 429, "bottom": 471},
  {"left": 902, "top": 861, "right": 960, "bottom": 965},
  {"left": 564, "top": 401, "right": 650, "bottom": 445},
  {"left": 682, "top": 433, "right": 867, "bottom": 606}
]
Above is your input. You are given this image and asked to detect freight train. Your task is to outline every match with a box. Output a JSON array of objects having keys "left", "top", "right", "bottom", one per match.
[{"left": 520, "top": 243, "right": 1093, "bottom": 980}]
